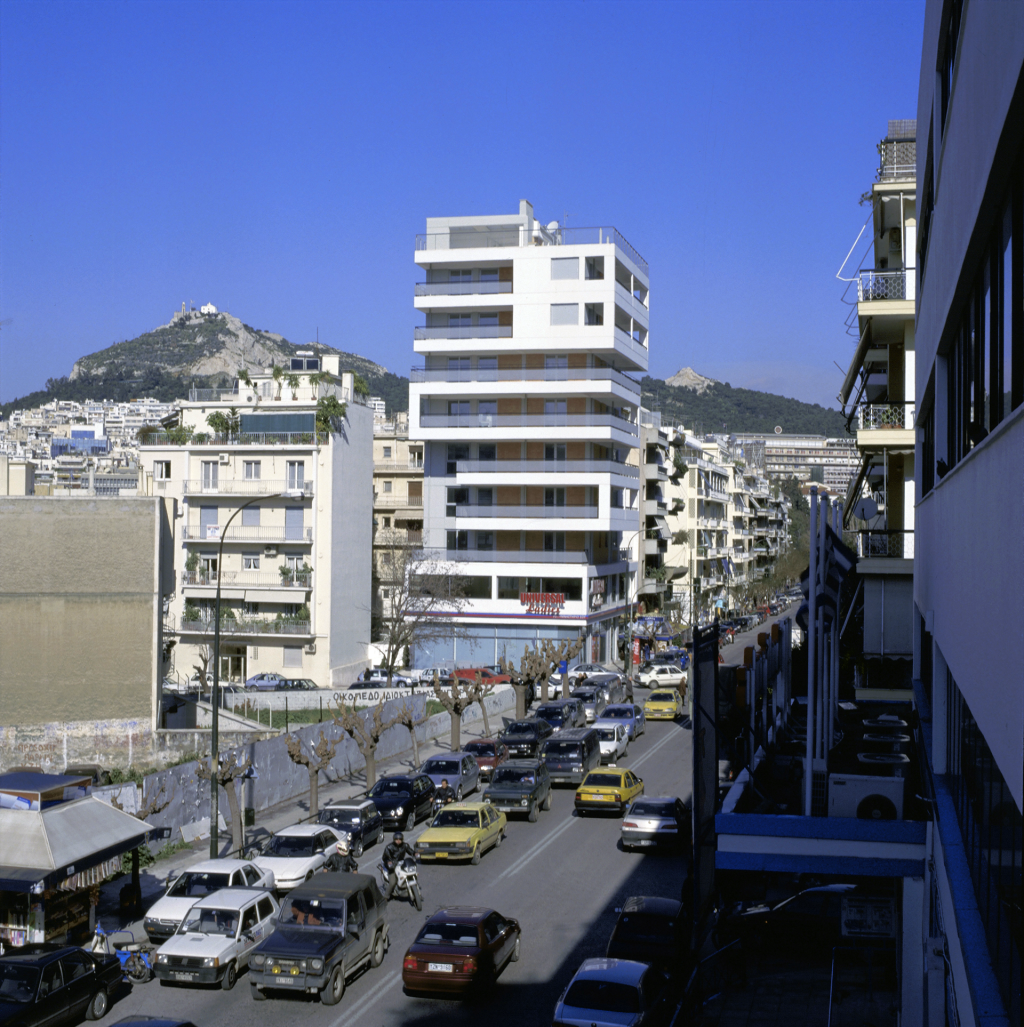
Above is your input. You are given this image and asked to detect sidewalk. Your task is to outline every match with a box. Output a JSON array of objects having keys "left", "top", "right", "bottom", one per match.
[{"left": 94, "top": 706, "right": 514, "bottom": 937}]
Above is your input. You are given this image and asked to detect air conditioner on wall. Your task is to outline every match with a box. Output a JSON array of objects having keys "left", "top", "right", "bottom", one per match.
[
  {"left": 264, "top": 546, "right": 278, "bottom": 557},
  {"left": 828, "top": 773, "right": 904, "bottom": 820},
  {"left": 303, "top": 643, "right": 316, "bottom": 655},
  {"left": 219, "top": 453, "right": 230, "bottom": 464}
]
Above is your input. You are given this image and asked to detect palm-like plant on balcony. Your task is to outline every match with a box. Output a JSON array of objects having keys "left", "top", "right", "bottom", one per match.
[
  {"left": 307, "top": 370, "right": 331, "bottom": 398},
  {"left": 286, "top": 373, "right": 301, "bottom": 400},
  {"left": 271, "top": 364, "right": 284, "bottom": 399},
  {"left": 278, "top": 565, "right": 294, "bottom": 585}
]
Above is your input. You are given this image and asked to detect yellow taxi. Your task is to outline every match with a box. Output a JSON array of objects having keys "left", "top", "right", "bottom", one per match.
[
  {"left": 574, "top": 768, "right": 644, "bottom": 816},
  {"left": 413, "top": 801, "right": 507, "bottom": 865},
  {"left": 644, "top": 688, "right": 684, "bottom": 721}
]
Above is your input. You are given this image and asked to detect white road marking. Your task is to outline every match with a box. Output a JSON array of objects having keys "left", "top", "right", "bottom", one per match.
[
  {"left": 494, "top": 816, "right": 579, "bottom": 881},
  {"left": 628, "top": 723, "right": 684, "bottom": 772},
  {"left": 329, "top": 969, "right": 400, "bottom": 1027}
]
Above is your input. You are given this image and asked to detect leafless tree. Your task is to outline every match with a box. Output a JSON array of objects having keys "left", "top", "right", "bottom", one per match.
[
  {"left": 499, "top": 648, "right": 546, "bottom": 720},
  {"left": 332, "top": 699, "right": 404, "bottom": 789},
  {"left": 110, "top": 781, "right": 171, "bottom": 820},
  {"left": 196, "top": 751, "right": 252, "bottom": 855},
  {"left": 394, "top": 701, "right": 429, "bottom": 767},
  {"left": 286, "top": 730, "right": 337, "bottom": 818},
  {"left": 192, "top": 643, "right": 213, "bottom": 691},
  {"left": 429, "top": 674, "right": 478, "bottom": 752}
]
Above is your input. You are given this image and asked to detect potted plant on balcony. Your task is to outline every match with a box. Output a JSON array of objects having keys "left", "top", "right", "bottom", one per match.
[
  {"left": 297, "top": 562, "right": 313, "bottom": 586},
  {"left": 183, "top": 600, "right": 202, "bottom": 625},
  {"left": 271, "top": 364, "right": 284, "bottom": 400},
  {"left": 185, "top": 551, "right": 201, "bottom": 584},
  {"left": 279, "top": 564, "right": 294, "bottom": 586},
  {"left": 286, "top": 373, "right": 301, "bottom": 400},
  {"left": 307, "top": 369, "right": 330, "bottom": 398}
]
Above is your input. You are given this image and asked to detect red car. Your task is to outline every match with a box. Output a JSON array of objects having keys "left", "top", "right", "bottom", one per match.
[
  {"left": 453, "top": 667, "right": 512, "bottom": 685},
  {"left": 402, "top": 906, "right": 521, "bottom": 995},
  {"left": 463, "top": 739, "right": 510, "bottom": 781}
]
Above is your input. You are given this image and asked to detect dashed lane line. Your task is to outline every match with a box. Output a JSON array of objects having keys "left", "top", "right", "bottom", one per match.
[{"left": 329, "top": 969, "right": 400, "bottom": 1027}]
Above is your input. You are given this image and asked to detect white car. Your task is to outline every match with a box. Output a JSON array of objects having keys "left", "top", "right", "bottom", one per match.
[
  {"left": 594, "top": 721, "right": 630, "bottom": 764},
  {"left": 144, "top": 858, "right": 274, "bottom": 942},
  {"left": 638, "top": 664, "right": 686, "bottom": 689},
  {"left": 253, "top": 824, "right": 346, "bottom": 892},
  {"left": 153, "top": 887, "right": 279, "bottom": 990}
]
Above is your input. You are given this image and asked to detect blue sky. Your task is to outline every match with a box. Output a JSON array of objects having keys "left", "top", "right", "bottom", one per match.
[{"left": 0, "top": 0, "right": 925, "bottom": 409}]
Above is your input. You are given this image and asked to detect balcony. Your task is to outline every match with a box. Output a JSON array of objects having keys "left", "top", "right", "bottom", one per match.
[
  {"left": 409, "top": 365, "right": 641, "bottom": 393},
  {"left": 449, "top": 505, "right": 599, "bottom": 519},
  {"left": 431, "top": 548, "right": 617, "bottom": 566},
  {"left": 644, "top": 498, "right": 667, "bottom": 516},
  {"left": 698, "top": 485, "right": 731, "bottom": 504},
  {"left": 856, "top": 269, "right": 907, "bottom": 302},
  {"left": 456, "top": 459, "right": 639, "bottom": 479},
  {"left": 375, "top": 494, "right": 423, "bottom": 507},
  {"left": 857, "top": 529, "right": 914, "bottom": 559},
  {"left": 414, "top": 325, "right": 512, "bottom": 341},
  {"left": 877, "top": 137, "right": 916, "bottom": 181},
  {"left": 614, "top": 325, "right": 647, "bottom": 351},
  {"left": 182, "top": 525, "right": 312, "bottom": 543},
  {"left": 418, "top": 413, "right": 637, "bottom": 436},
  {"left": 180, "top": 617, "right": 312, "bottom": 636},
  {"left": 144, "top": 431, "right": 326, "bottom": 448},
  {"left": 182, "top": 479, "right": 313, "bottom": 497},
  {"left": 181, "top": 571, "right": 311, "bottom": 589},
  {"left": 856, "top": 403, "right": 916, "bottom": 430},
  {"left": 374, "top": 527, "right": 423, "bottom": 547},
  {"left": 643, "top": 461, "right": 669, "bottom": 482},
  {"left": 373, "top": 459, "right": 423, "bottom": 472},
  {"left": 414, "top": 281, "right": 512, "bottom": 297}
]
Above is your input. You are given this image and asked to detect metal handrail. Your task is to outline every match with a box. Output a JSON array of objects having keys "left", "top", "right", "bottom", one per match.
[
  {"left": 182, "top": 571, "right": 311, "bottom": 588},
  {"left": 182, "top": 479, "right": 314, "bottom": 496},
  {"left": 857, "top": 529, "right": 914, "bottom": 559},
  {"left": 144, "top": 432, "right": 327, "bottom": 447},
  {"left": 418, "top": 413, "right": 638, "bottom": 435},
  {"left": 182, "top": 525, "right": 313, "bottom": 542},
  {"left": 856, "top": 402, "right": 917, "bottom": 430},
  {"left": 856, "top": 269, "right": 907, "bottom": 301}
]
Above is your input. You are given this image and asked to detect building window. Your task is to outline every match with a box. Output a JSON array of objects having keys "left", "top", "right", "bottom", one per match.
[
  {"left": 382, "top": 446, "right": 392, "bottom": 459},
  {"left": 201, "top": 461, "right": 218, "bottom": 490},
  {"left": 477, "top": 488, "right": 493, "bottom": 506},
  {"left": 544, "top": 487, "right": 566, "bottom": 507},
  {"left": 585, "top": 256, "right": 604, "bottom": 280},
  {"left": 383, "top": 480, "right": 393, "bottom": 493},
  {"left": 497, "top": 576, "right": 519, "bottom": 599},
  {"left": 154, "top": 461, "right": 171, "bottom": 480},
  {"left": 449, "top": 313, "right": 472, "bottom": 327},
  {"left": 545, "top": 399, "right": 567, "bottom": 416},
  {"left": 243, "top": 461, "right": 261, "bottom": 480},
  {"left": 286, "top": 461, "right": 305, "bottom": 489},
  {"left": 551, "top": 257, "right": 579, "bottom": 280},
  {"left": 585, "top": 303, "right": 604, "bottom": 325},
  {"left": 478, "top": 356, "right": 497, "bottom": 371},
  {"left": 409, "top": 448, "right": 424, "bottom": 466},
  {"left": 448, "top": 400, "right": 470, "bottom": 416},
  {"left": 478, "top": 400, "right": 497, "bottom": 417},
  {"left": 550, "top": 303, "right": 579, "bottom": 326},
  {"left": 544, "top": 532, "right": 565, "bottom": 552},
  {"left": 545, "top": 443, "right": 566, "bottom": 462},
  {"left": 241, "top": 506, "right": 260, "bottom": 527},
  {"left": 446, "top": 444, "right": 469, "bottom": 475},
  {"left": 283, "top": 646, "right": 302, "bottom": 668},
  {"left": 478, "top": 444, "right": 496, "bottom": 462},
  {"left": 450, "top": 269, "right": 472, "bottom": 283},
  {"left": 243, "top": 553, "right": 260, "bottom": 570},
  {"left": 478, "top": 312, "right": 498, "bottom": 327},
  {"left": 446, "top": 487, "right": 468, "bottom": 517},
  {"left": 545, "top": 354, "right": 568, "bottom": 369},
  {"left": 447, "top": 530, "right": 468, "bottom": 551},
  {"left": 477, "top": 531, "right": 493, "bottom": 551}
]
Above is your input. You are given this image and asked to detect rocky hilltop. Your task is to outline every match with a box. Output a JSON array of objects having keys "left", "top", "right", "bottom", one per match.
[{"left": 664, "top": 366, "right": 719, "bottom": 394}]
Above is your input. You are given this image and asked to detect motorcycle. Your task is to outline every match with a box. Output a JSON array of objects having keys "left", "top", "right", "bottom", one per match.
[
  {"left": 378, "top": 856, "right": 422, "bottom": 911},
  {"left": 91, "top": 922, "right": 154, "bottom": 983}
]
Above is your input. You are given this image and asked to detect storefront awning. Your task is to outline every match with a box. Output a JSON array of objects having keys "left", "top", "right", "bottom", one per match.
[{"left": 0, "top": 796, "right": 150, "bottom": 893}]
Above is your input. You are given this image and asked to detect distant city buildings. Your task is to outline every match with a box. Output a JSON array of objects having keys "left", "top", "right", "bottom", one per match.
[{"left": 732, "top": 431, "right": 860, "bottom": 493}]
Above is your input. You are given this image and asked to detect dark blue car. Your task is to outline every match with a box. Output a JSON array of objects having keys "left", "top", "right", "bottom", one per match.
[{"left": 317, "top": 798, "right": 384, "bottom": 857}]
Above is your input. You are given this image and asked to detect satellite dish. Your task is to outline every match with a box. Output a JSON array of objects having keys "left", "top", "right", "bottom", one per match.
[
  {"left": 853, "top": 497, "right": 878, "bottom": 520},
  {"left": 774, "top": 426, "right": 783, "bottom": 434}
]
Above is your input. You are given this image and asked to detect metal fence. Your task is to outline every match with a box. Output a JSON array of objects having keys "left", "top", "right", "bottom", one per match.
[
  {"left": 857, "top": 269, "right": 907, "bottom": 301},
  {"left": 857, "top": 403, "right": 916, "bottom": 430},
  {"left": 182, "top": 479, "right": 314, "bottom": 496},
  {"left": 857, "top": 530, "right": 914, "bottom": 559}
]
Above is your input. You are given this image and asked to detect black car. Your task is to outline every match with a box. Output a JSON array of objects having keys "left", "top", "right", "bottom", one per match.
[
  {"left": 0, "top": 946, "right": 122, "bottom": 1026},
  {"left": 715, "top": 884, "right": 863, "bottom": 949},
  {"left": 606, "top": 896, "right": 689, "bottom": 975},
  {"left": 317, "top": 799, "right": 384, "bottom": 857},
  {"left": 366, "top": 774, "right": 436, "bottom": 831},
  {"left": 482, "top": 759, "right": 552, "bottom": 822},
  {"left": 498, "top": 718, "right": 554, "bottom": 758}
]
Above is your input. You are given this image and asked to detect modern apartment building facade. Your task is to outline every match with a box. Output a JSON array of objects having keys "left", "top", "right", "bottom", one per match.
[
  {"left": 732, "top": 432, "right": 860, "bottom": 493},
  {"left": 140, "top": 355, "right": 373, "bottom": 691},
  {"left": 913, "top": 3, "right": 1022, "bottom": 1023},
  {"left": 409, "top": 201, "right": 648, "bottom": 666}
]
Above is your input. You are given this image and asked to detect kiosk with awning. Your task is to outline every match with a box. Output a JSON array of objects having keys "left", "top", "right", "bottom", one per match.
[{"left": 0, "top": 772, "right": 151, "bottom": 947}]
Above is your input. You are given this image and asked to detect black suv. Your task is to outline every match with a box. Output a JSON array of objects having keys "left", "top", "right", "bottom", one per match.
[
  {"left": 0, "top": 946, "right": 122, "bottom": 1026},
  {"left": 498, "top": 718, "right": 554, "bottom": 758},
  {"left": 318, "top": 798, "right": 384, "bottom": 857},
  {"left": 249, "top": 873, "right": 389, "bottom": 1005},
  {"left": 366, "top": 774, "right": 436, "bottom": 831},
  {"left": 482, "top": 759, "right": 552, "bottom": 822}
]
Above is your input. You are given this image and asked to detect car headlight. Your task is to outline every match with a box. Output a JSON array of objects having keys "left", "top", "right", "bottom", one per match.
[
  {"left": 520, "top": 798, "right": 528, "bottom": 806},
  {"left": 310, "top": 958, "right": 324, "bottom": 972},
  {"left": 393, "top": 806, "right": 404, "bottom": 816},
  {"left": 571, "top": 764, "right": 583, "bottom": 772},
  {"left": 252, "top": 954, "right": 265, "bottom": 966},
  {"left": 483, "top": 795, "right": 491, "bottom": 803},
  {"left": 454, "top": 841, "right": 472, "bottom": 849},
  {"left": 202, "top": 957, "right": 218, "bottom": 968},
  {"left": 155, "top": 954, "right": 168, "bottom": 964}
]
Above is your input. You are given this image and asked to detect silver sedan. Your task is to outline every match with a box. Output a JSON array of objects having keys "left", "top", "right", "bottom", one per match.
[{"left": 620, "top": 796, "right": 690, "bottom": 852}]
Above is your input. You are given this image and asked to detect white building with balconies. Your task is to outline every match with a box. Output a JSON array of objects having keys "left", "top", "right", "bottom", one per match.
[{"left": 409, "top": 201, "right": 649, "bottom": 666}]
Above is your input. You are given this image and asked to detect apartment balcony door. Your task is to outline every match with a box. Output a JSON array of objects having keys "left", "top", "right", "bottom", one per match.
[
  {"left": 285, "top": 506, "right": 304, "bottom": 540},
  {"left": 201, "top": 461, "right": 219, "bottom": 492},
  {"left": 286, "top": 460, "right": 305, "bottom": 491},
  {"left": 200, "top": 506, "right": 219, "bottom": 540},
  {"left": 219, "top": 646, "right": 246, "bottom": 683}
]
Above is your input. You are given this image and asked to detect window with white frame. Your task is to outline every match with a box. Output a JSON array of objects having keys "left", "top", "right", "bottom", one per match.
[
  {"left": 243, "top": 553, "right": 260, "bottom": 570},
  {"left": 243, "top": 461, "right": 261, "bottom": 480},
  {"left": 286, "top": 461, "right": 305, "bottom": 488},
  {"left": 201, "top": 461, "right": 218, "bottom": 490},
  {"left": 382, "top": 446, "right": 392, "bottom": 459},
  {"left": 154, "top": 461, "right": 171, "bottom": 480},
  {"left": 383, "top": 480, "right": 393, "bottom": 493}
]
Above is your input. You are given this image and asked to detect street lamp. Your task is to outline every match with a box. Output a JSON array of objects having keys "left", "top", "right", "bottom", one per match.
[{"left": 209, "top": 488, "right": 304, "bottom": 858}]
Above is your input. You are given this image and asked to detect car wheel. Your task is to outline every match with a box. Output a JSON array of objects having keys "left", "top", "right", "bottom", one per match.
[
  {"left": 510, "top": 935, "right": 521, "bottom": 962},
  {"left": 320, "top": 964, "right": 345, "bottom": 1006},
  {"left": 456, "top": 785, "right": 463, "bottom": 801},
  {"left": 494, "top": 829, "right": 504, "bottom": 848},
  {"left": 527, "top": 802, "right": 538, "bottom": 823},
  {"left": 370, "top": 928, "right": 385, "bottom": 967},
  {"left": 541, "top": 791, "right": 552, "bottom": 811},
  {"left": 85, "top": 989, "right": 109, "bottom": 1020},
  {"left": 221, "top": 961, "right": 237, "bottom": 991},
  {"left": 405, "top": 810, "right": 415, "bottom": 831},
  {"left": 251, "top": 982, "right": 266, "bottom": 1001},
  {"left": 352, "top": 838, "right": 364, "bottom": 859},
  {"left": 305, "top": 870, "right": 314, "bottom": 882},
  {"left": 470, "top": 844, "right": 482, "bottom": 865}
]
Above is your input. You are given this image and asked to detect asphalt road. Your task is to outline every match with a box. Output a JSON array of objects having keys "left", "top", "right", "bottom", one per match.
[{"left": 102, "top": 718, "right": 693, "bottom": 1027}]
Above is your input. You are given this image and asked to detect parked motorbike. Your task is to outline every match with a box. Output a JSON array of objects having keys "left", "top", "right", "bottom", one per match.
[
  {"left": 91, "top": 922, "right": 154, "bottom": 983},
  {"left": 378, "top": 856, "right": 422, "bottom": 911}
]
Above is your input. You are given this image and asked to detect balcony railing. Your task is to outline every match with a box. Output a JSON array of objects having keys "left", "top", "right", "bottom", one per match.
[
  {"left": 614, "top": 324, "right": 647, "bottom": 350},
  {"left": 373, "top": 459, "right": 423, "bottom": 471},
  {"left": 414, "top": 325, "right": 512, "bottom": 340},
  {"left": 182, "top": 479, "right": 314, "bottom": 497},
  {"left": 182, "top": 571, "right": 311, "bottom": 588},
  {"left": 374, "top": 494, "right": 423, "bottom": 507},
  {"left": 415, "top": 281, "right": 512, "bottom": 296},
  {"left": 449, "top": 504, "right": 599, "bottom": 519},
  {"left": 374, "top": 528, "right": 423, "bottom": 547},
  {"left": 182, "top": 525, "right": 312, "bottom": 542},
  {"left": 858, "top": 529, "right": 915, "bottom": 559},
  {"left": 456, "top": 459, "right": 639, "bottom": 479},
  {"left": 877, "top": 139, "right": 916, "bottom": 181},
  {"left": 433, "top": 549, "right": 592, "bottom": 565},
  {"left": 857, "top": 403, "right": 917, "bottom": 430},
  {"left": 180, "top": 617, "right": 312, "bottom": 636},
  {"left": 409, "top": 365, "right": 641, "bottom": 392},
  {"left": 857, "top": 269, "right": 907, "bottom": 301},
  {"left": 419, "top": 413, "right": 637, "bottom": 435},
  {"left": 144, "top": 432, "right": 327, "bottom": 447}
]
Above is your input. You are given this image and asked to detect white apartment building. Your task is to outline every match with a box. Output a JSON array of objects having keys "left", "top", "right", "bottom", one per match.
[
  {"left": 140, "top": 354, "right": 373, "bottom": 690},
  {"left": 409, "top": 201, "right": 648, "bottom": 666},
  {"left": 732, "top": 432, "right": 860, "bottom": 493}
]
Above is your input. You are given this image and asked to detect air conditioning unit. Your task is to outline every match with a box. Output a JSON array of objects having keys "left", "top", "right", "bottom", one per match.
[
  {"left": 264, "top": 546, "right": 278, "bottom": 557},
  {"left": 828, "top": 773, "right": 904, "bottom": 820},
  {"left": 218, "top": 453, "right": 230, "bottom": 464},
  {"left": 303, "top": 642, "right": 316, "bottom": 655}
]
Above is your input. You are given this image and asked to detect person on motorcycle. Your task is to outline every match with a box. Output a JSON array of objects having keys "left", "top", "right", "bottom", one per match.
[
  {"left": 382, "top": 832, "right": 416, "bottom": 899},
  {"left": 436, "top": 778, "right": 457, "bottom": 805},
  {"left": 326, "top": 837, "right": 359, "bottom": 874}
]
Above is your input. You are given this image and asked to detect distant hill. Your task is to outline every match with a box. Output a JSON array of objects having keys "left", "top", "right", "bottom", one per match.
[
  {"left": 1, "top": 310, "right": 410, "bottom": 420},
  {"left": 642, "top": 369, "right": 847, "bottom": 437}
]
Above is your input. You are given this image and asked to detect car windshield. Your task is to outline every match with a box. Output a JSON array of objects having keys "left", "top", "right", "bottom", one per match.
[
  {"left": 0, "top": 964, "right": 39, "bottom": 1003},
  {"left": 616, "top": 912, "right": 677, "bottom": 942},
  {"left": 536, "top": 708, "right": 566, "bottom": 725},
  {"left": 544, "top": 741, "right": 582, "bottom": 757},
  {"left": 465, "top": 742, "right": 495, "bottom": 757},
  {"left": 603, "top": 707, "right": 630, "bottom": 719},
  {"left": 564, "top": 979, "right": 640, "bottom": 1014},
  {"left": 631, "top": 801, "right": 678, "bottom": 817},
  {"left": 650, "top": 692, "right": 676, "bottom": 702},
  {"left": 370, "top": 779, "right": 411, "bottom": 797},
  {"left": 574, "top": 690, "right": 596, "bottom": 701},
  {"left": 167, "top": 871, "right": 232, "bottom": 897},
  {"left": 266, "top": 834, "right": 316, "bottom": 857},
  {"left": 319, "top": 809, "right": 360, "bottom": 825},
  {"left": 503, "top": 723, "right": 535, "bottom": 736},
  {"left": 597, "top": 728, "right": 618, "bottom": 742},
  {"left": 424, "top": 759, "right": 460, "bottom": 775},
  {"left": 179, "top": 908, "right": 239, "bottom": 936},
  {"left": 584, "top": 773, "right": 624, "bottom": 787},
  {"left": 279, "top": 897, "right": 345, "bottom": 929},
  {"left": 432, "top": 810, "right": 480, "bottom": 828},
  {"left": 415, "top": 922, "right": 480, "bottom": 946},
  {"left": 492, "top": 768, "right": 535, "bottom": 785}
]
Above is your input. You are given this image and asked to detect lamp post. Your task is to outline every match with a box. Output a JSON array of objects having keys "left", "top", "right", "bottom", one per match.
[{"left": 209, "top": 488, "right": 303, "bottom": 858}]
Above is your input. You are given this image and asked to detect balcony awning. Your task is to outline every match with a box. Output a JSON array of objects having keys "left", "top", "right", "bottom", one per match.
[
  {"left": 842, "top": 452, "right": 872, "bottom": 527},
  {"left": 653, "top": 516, "right": 671, "bottom": 539},
  {"left": 839, "top": 320, "right": 872, "bottom": 407}
]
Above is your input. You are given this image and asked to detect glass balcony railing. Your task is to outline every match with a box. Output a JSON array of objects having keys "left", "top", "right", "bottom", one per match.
[
  {"left": 409, "top": 365, "right": 641, "bottom": 393},
  {"left": 419, "top": 412, "right": 637, "bottom": 435},
  {"left": 447, "top": 504, "right": 599, "bottom": 519},
  {"left": 414, "top": 325, "right": 512, "bottom": 340},
  {"left": 415, "top": 281, "right": 512, "bottom": 296}
]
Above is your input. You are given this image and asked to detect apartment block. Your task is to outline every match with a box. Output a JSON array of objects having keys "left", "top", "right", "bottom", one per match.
[
  {"left": 409, "top": 201, "right": 648, "bottom": 665},
  {"left": 732, "top": 432, "right": 860, "bottom": 493},
  {"left": 913, "top": 2, "right": 1023, "bottom": 1022},
  {"left": 140, "top": 354, "right": 373, "bottom": 690}
]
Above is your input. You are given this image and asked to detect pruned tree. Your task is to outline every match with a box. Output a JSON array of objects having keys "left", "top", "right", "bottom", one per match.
[
  {"left": 374, "top": 543, "right": 470, "bottom": 686},
  {"left": 464, "top": 671, "right": 495, "bottom": 738},
  {"left": 498, "top": 635, "right": 584, "bottom": 714},
  {"left": 430, "top": 674, "right": 477, "bottom": 752},
  {"left": 499, "top": 649, "right": 545, "bottom": 720},
  {"left": 286, "top": 730, "right": 337, "bottom": 818},
  {"left": 332, "top": 699, "right": 403, "bottom": 789},
  {"left": 111, "top": 780, "right": 171, "bottom": 820},
  {"left": 192, "top": 643, "right": 213, "bottom": 691},
  {"left": 394, "top": 701, "right": 429, "bottom": 767},
  {"left": 196, "top": 751, "right": 252, "bottom": 856}
]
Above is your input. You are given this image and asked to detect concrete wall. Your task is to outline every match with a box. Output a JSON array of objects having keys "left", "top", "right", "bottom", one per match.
[{"left": 0, "top": 496, "right": 168, "bottom": 728}]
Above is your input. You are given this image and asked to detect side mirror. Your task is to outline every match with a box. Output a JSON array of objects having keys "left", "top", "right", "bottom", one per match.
[{"left": 346, "top": 923, "right": 360, "bottom": 939}]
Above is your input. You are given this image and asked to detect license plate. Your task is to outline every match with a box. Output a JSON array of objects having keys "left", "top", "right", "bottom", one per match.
[
  {"left": 428, "top": 963, "right": 453, "bottom": 973},
  {"left": 172, "top": 972, "right": 195, "bottom": 981},
  {"left": 497, "top": 807, "right": 514, "bottom": 813},
  {"left": 634, "top": 839, "right": 655, "bottom": 846},
  {"left": 277, "top": 976, "right": 302, "bottom": 986},
  {"left": 435, "top": 852, "right": 448, "bottom": 858}
]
